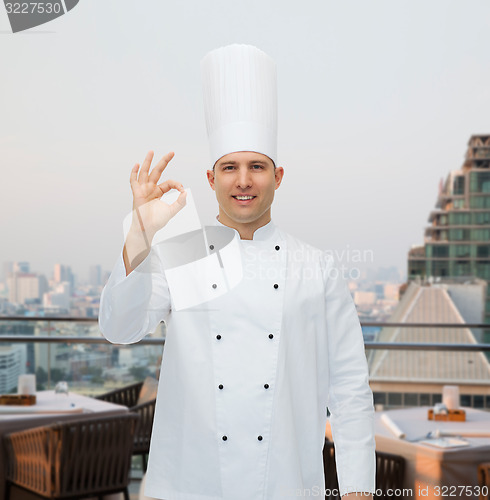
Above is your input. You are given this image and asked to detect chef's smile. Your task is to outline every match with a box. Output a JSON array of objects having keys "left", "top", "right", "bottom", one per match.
[{"left": 232, "top": 194, "right": 256, "bottom": 204}]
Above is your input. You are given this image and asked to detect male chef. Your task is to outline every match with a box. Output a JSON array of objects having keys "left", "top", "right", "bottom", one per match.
[{"left": 99, "top": 44, "right": 375, "bottom": 499}]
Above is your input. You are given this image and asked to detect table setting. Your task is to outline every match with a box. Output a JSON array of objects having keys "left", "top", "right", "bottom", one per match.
[
  {"left": 0, "top": 375, "right": 129, "bottom": 500},
  {"left": 326, "top": 385, "right": 490, "bottom": 498}
]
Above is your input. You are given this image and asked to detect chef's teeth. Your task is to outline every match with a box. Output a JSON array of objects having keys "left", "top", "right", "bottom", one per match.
[{"left": 235, "top": 196, "right": 254, "bottom": 200}]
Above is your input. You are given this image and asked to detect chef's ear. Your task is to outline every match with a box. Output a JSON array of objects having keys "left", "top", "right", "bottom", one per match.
[
  {"left": 274, "top": 166, "right": 284, "bottom": 190},
  {"left": 207, "top": 168, "right": 216, "bottom": 191}
]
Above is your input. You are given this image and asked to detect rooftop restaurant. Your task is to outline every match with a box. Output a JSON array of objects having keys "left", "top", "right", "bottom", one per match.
[{"left": 0, "top": 308, "right": 489, "bottom": 500}]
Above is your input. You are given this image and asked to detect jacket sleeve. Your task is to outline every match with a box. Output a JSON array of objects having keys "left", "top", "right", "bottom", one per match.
[
  {"left": 323, "top": 253, "right": 376, "bottom": 497},
  {"left": 98, "top": 245, "right": 171, "bottom": 344}
]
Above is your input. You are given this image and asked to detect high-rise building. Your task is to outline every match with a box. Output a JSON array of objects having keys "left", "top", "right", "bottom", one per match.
[
  {"left": 54, "top": 263, "right": 66, "bottom": 283},
  {"left": 408, "top": 135, "right": 490, "bottom": 327},
  {"left": 53, "top": 264, "right": 75, "bottom": 292},
  {"left": 89, "top": 265, "right": 102, "bottom": 287},
  {"left": 2, "top": 262, "right": 13, "bottom": 283},
  {"left": 0, "top": 345, "right": 27, "bottom": 393},
  {"left": 7, "top": 273, "right": 47, "bottom": 305}
]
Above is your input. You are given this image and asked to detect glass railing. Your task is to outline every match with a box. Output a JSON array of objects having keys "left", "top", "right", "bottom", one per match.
[
  {"left": 0, "top": 317, "right": 165, "bottom": 396},
  {"left": 1, "top": 317, "right": 489, "bottom": 408}
]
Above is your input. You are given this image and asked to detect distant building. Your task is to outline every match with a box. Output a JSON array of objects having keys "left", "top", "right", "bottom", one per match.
[
  {"left": 383, "top": 283, "right": 400, "bottom": 301},
  {"left": 354, "top": 291, "right": 377, "bottom": 306},
  {"left": 2, "top": 261, "right": 13, "bottom": 283},
  {"left": 89, "top": 265, "right": 102, "bottom": 287},
  {"left": 54, "top": 263, "right": 64, "bottom": 283},
  {"left": 43, "top": 282, "right": 71, "bottom": 311},
  {"left": 7, "top": 273, "right": 48, "bottom": 305},
  {"left": 408, "top": 134, "right": 490, "bottom": 330},
  {"left": 53, "top": 264, "right": 75, "bottom": 292},
  {"left": 0, "top": 345, "right": 27, "bottom": 393},
  {"left": 0, "top": 321, "right": 35, "bottom": 370},
  {"left": 13, "top": 262, "right": 30, "bottom": 274}
]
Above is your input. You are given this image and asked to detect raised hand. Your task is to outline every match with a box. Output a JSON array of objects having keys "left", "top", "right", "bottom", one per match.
[
  {"left": 124, "top": 150, "right": 187, "bottom": 275},
  {"left": 130, "top": 150, "right": 187, "bottom": 236}
]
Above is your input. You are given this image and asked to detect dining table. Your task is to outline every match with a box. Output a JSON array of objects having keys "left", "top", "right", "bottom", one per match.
[
  {"left": 326, "top": 405, "right": 490, "bottom": 499},
  {"left": 0, "top": 390, "right": 129, "bottom": 500}
]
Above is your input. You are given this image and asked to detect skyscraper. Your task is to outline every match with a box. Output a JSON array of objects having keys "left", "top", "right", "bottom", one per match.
[
  {"left": 408, "top": 134, "right": 490, "bottom": 328},
  {"left": 89, "top": 264, "right": 102, "bottom": 287},
  {"left": 2, "top": 262, "right": 13, "bottom": 283},
  {"left": 7, "top": 273, "right": 47, "bottom": 305},
  {"left": 53, "top": 264, "right": 75, "bottom": 292}
]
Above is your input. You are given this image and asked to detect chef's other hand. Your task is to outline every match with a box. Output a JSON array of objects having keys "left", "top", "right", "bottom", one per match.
[{"left": 123, "top": 150, "right": 187, "bottom": 275}]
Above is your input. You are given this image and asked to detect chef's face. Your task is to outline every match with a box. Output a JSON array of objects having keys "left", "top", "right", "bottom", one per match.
[{"left": 207, "top": 151, "right": 284, "bottom": 233}]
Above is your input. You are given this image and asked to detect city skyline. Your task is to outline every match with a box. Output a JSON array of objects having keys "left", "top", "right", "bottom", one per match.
[
  {"left": 0, "top": 256, "right": 402, "bottom": 320},
  {"left": 1, "top": 257, "right": 404, "bottom": 285},
  {"left": 2, "top": 1, "right": 490, "bottom": 280}
]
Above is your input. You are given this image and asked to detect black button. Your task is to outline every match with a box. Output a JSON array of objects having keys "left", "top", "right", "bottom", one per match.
[
  {"left": 216, "top": 334, "right": 222, "bottom": 340},
  {"left": 218, "top": 384, "right": 223, "bottom": 390},
  {"left": 212, "top": 283, "right": 217, "bottom": 289},
  {"left": 268, "top": 334, "right": 274, "bottom": 339},
  {"left": 275, "top": 245, "right": 280, "bottom": 251},
  {"left": 273, "top": 284, "right": 278, "bottom": 289},
  {"left": 257, "top": 435, "right": 263, "bottom": 441},
  {"left": 264, "top": 384, "right": 269, "bottom": 389},
  {"left": 210, "top": 244, "right": 214, "bottom": 250},
  {"left": 222, "top": 435, "right": 227, "bottom": 441}
]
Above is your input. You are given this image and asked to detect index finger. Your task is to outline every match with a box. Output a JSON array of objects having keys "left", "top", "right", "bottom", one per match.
[{"left": 149, "top": 151, "right": 175, "bottom": 184}]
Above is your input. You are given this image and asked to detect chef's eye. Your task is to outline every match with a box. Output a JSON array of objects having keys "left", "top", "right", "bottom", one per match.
[
  {"left": 222, "top": 165, "right": 235, "bottom": 170},
  {"left": 251, "top": 164, "right": 263, "bottom": 170}
]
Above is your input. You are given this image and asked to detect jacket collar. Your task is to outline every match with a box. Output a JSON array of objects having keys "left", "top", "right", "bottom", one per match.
[{"left": 214, "top": 216, "right": 276, "bottom": 242}]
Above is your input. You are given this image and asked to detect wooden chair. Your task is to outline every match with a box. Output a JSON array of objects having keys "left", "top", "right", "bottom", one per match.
[
  {"left": 478, "top": 462, "right": 490, "bottom": 500},
  {"left": 375, "top": 451, "right": 405, "bottom": 498},
  {"left": 323, "top": 440, "right": 340, "bottom": 499},
  {"left": 97, "top": 381, "right": 156, "bottom": 471},
  {"left": 97, "top": 381, "right": 144, "bottom": 407},
  {"left": 323, "top": 439, "right": 406, "bottom": 499},
  {"left": 3, "top": 413, "right": 139, "bottom": 500}
]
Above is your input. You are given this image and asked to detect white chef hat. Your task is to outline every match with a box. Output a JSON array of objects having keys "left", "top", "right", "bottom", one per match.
[{"left": 201, "top": 44, "right": 278, "bottom": 166}]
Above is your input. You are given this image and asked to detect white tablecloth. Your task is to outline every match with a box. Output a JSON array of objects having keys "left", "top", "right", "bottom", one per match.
[{"left": 326, "top": 406, "right": 490, "bottom": 499}]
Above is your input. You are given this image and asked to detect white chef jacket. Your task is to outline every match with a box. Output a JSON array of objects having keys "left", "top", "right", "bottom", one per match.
[{"left": 99, "top": 219, "right": 375, "bottom": 499}]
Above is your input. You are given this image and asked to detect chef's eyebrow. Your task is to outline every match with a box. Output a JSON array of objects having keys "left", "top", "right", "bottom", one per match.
[{"left": 217, "top": 160, "right": 269, "bottom": 166}]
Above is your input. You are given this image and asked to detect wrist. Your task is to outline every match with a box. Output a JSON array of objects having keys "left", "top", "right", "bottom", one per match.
[{"left": 128, "top": 221, "right": 156, "bottom": 241}]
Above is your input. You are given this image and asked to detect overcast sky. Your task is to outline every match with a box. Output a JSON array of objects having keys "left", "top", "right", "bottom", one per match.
[{"left": 1, "top": 0, "right": 490, "bottom": 282}]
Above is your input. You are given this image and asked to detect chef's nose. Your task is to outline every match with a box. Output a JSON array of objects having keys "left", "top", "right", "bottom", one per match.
[{"left": 236, "top": 166, "right": 252, "bottom": 189}]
